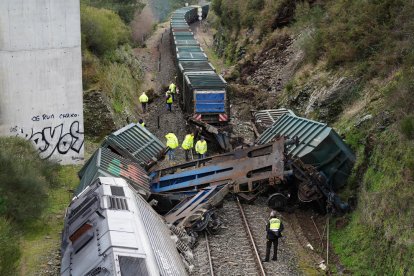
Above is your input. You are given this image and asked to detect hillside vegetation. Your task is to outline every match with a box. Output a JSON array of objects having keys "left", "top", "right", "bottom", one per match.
[
  {"left": 0, "top": 137, "right": 73, "bottom": 275},
  {"left": 210, "top": 0, "right": 414, "bottom": 274},
  {"left": 80, "top": 0, "right": 145, "bottom": 138}
]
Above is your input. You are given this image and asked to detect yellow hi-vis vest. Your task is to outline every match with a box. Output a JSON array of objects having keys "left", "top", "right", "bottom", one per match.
[
  {"left": 169, "top": 83, "right": 176, "bottom": 93},
  {"left": 139, "top": 93, "right": 148, "bottom": 103},
  {"left": 195, "top": 140, "right": 207, "bottom": 154},
  {"left": 269, "top": 218, "right": 281, "bottom": 231},
  {"left": 166, "top": 93, "right": 173, "bottom": 104},
  {"left": 182, "top": 134, "right": 194, "bottom": 150},
  {"left": 140, "top": 122, "right": 146, "bottom": 127},
  {"left": 165, "top": 133, "right": 179, "bottom": 149}
]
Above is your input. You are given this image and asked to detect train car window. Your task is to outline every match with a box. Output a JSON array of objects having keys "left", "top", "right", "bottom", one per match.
[
  {"left": 70, "top": 222, "right": 94, "bottom": 254},
  {"left": 119, "top": 256, "right": 149, "bottom": 276},
  {"left": 110, "top": 186, "right": 125, "bottom": 197}
]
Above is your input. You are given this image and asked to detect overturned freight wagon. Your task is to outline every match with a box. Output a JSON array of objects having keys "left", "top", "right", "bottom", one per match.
[
  {"left": 101, "top": 123, "right": 166, "bottom": 169},
  {"left": 150, "top": 140, "right": 285, "bottom": 195},
  {"left": 256, "top": 113, "right": 355, "bottom": 190},
  {"left": 75, "top": 148, "right": 151, "bottom": 198},
  {"left": 150, "top": 138, "right": 349, "bottom": 212}
]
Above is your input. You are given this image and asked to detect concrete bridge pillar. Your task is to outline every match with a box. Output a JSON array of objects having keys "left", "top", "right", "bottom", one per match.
[{"left": 0, "top": 0, "right": 84, "bottom": 164}]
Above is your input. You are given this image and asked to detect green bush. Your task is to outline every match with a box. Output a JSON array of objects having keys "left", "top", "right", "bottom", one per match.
[
  {"left": 294, "top": 0, "right": 413, "bottom": 72},
  {"left": 0, "top": 218, "right": 20, "bottom": 275},
  {"left": 400, "top": 116, "right": 414, "bottom": 140},
  {"left": 82, "top": 0, "right": 145, "bottom": 23},
  {"left": 0, "top": 137, "right": 58, "bottom": 224},
  {"left": 81, "top": 5, "right": 131, "bottom": 56}
]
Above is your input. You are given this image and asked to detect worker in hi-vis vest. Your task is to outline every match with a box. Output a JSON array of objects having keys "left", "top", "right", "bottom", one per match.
[
  {"left": 195, "top": 136, "right": 207, "bottom": 159},
  {"left": 165, "top": 133, "right": 179, "bottom": 160},
  {"left": 263, "top": 211, "right": 284, "bottom": 262},
  {"left": 169, "top": 82, "right": 177, "bottom": 101},
  {"left": 182, "top": 132, "right": 195, "bottom": 161},
  {"left": 166, "top": 91, "right": 173, "bottom": 112},
  {"left": 138, "top": 119, "right": 145, "bottom": 127},
  {"left": 139, "top": 92, "right": 149, "bottom": 113}
]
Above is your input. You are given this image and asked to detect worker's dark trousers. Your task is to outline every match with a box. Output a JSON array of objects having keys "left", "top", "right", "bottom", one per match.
[
  {"left": 184, "top": 149, "right": 192, "bottom": 161},
  {"left": 265, "top": 239, "right": 278, "bottom": 261}
]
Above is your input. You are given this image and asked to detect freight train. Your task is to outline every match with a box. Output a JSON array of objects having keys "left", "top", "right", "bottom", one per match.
[
  {"left": 59, "top": 5, "right": 356, "bottom": 275},
  {"left": 170, "top": 6, "right": 229, "bottom": 126}
]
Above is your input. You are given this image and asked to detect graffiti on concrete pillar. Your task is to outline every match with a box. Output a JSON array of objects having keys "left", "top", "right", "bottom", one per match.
[{"left": 9, "top": 120, "right": 84, "bottom": 160}]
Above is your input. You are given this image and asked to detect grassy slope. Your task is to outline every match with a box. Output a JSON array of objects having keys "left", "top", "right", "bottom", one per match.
[
  {"left": 210, "top": 0, "right": 414, "bottom": 274},
  {"left": 19, "top": 166, "right": 80, "bottom": 275}
]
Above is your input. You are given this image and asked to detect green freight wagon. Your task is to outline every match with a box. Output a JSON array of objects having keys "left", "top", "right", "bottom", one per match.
[{"left": 256, "top": 114, "right": 355, "bottom": 190}]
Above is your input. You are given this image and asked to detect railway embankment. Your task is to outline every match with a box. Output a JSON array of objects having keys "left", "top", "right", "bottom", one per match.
[{"left": 205, "top": 0, "right": 414, "bottom": 274}]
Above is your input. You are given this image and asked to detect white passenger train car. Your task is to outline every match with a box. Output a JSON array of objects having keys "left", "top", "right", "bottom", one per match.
[{"left": 60, "top": 177, "right": 187, "bottom": 276}]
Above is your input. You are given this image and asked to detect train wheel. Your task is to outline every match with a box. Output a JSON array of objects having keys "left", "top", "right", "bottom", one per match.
[{"left": 267, "top": 193, "right": 288, "bottom": 211}]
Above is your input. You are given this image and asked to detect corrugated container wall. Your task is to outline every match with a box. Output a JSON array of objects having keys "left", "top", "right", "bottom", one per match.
[{"left": 256, "top": 114, "right": 355, "bottom": 190}]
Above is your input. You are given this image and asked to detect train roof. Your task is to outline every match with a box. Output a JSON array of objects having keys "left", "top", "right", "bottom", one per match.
[
  {"left": 178, "top": 61, "right": 215, "bottom": 72},
  {"left": 174, "top": 39, "right": 200, "bottom": 46},
  {"left": 184, "top": 72, "right": 227, "bottom": 89},
  {"left": 176, "top": 46, "right": 204, "bottom": 53},
  {"left": 177, "top": 52, "right": 208, "bottom": 61}
]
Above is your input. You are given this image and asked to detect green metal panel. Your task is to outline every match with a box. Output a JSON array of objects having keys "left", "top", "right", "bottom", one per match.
[
  {"left": 184, "top": 72, "right": 227, "bottom": 89},
  {"left": 177, "top": 63, "right": 216, "bottom": 95},
  {"left": 178, "top": 61, "right": 215, "bottom": 72},
  {"left": 173, "top": 31, "right": 193, "bottom": 36},
  {"left": 177, "top": 52, "right": 208, "bottom": 61},
  {"left": 102, "top": 123, "right": 166, "bottom": 167},
  {"left": 174, "top": 39, "right": 199, "bottom": 46},
  {"left": 75, "top": 148, "right": 150, "bottom": 197},
  {"left": 173, "top": 35, "right": 195, "bottom": 41},
  {"left": 176, "top": 46, "right": 204, "bottom": 53},
  {"left": 256, "top": 114, "right": 355, "bottom": 190}
]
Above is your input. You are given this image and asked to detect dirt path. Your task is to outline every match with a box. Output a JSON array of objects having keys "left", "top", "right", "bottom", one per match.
[{"left": 133, "top": 23, "right": 191, "bottom": 168}]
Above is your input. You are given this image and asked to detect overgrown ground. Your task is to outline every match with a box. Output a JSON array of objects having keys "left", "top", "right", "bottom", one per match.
[{"left": 18, "top": 166, "right": 80, "bottom": 275}]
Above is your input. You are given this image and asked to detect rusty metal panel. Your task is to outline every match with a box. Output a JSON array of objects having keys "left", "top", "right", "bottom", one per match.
[
  {"left": 102, "top": 123, "right": 166, "bottom": 168},
  {"left": 75, "top": 148, "right": 150, "bottom": 197},
  {"left": 253, "top": 108, "right": 296, "bottom": 131},
  {"left": 150, "top": 139, "right": 285, "bottom": 193},
  {"left": 164, "top": 185, "right": 229, "bottom": 228}
]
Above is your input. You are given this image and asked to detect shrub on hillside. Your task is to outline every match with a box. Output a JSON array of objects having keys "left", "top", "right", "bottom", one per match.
[
  {"left": 294, "top": 0, "right": 413, "bottom": 72},
  {"left": 81, "top": 5, "right": 131, "bottom": 56},
  {"left": 99, "top": 62, "right": 138, "bottom": 113},
  {"left": 400, "top": 117, "right": 414, "bottom": 140},
  {"left": 82, "top": 0, "right": 145, "bottom": 23},
  {"left": 0, "top": 218, "right": 20, "bottom": 275},
  {"left": 0, "top": 137, "right": 59, "bottom": 224}
]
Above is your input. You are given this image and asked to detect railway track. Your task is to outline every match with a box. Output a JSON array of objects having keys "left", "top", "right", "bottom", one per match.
[
  {"left": 191, "top": 198, "right": 300, "bottom": 275},
  {"left": 192, "top": 198, "right": 265, "bottom": 275}
]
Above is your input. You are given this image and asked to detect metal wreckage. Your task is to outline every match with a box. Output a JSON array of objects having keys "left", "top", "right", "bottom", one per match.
[{"left": 61, "top": 109, "right": 355, "bottom": 274}]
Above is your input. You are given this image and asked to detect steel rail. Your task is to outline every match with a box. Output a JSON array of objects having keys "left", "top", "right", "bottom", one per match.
[
  {"left": 236, "top": 197, "right": 266, "bottom": 276},
  {"left": 205, "top": 232, "right": 215, "bottom": 276}
]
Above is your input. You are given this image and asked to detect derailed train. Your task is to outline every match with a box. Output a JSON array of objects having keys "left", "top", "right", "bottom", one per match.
[
  {"left": 60, "top": 177, "right": 188, "bottom": 276},
  {"left": 60, "top": 5, "right": 357, "bottom": 275}
]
